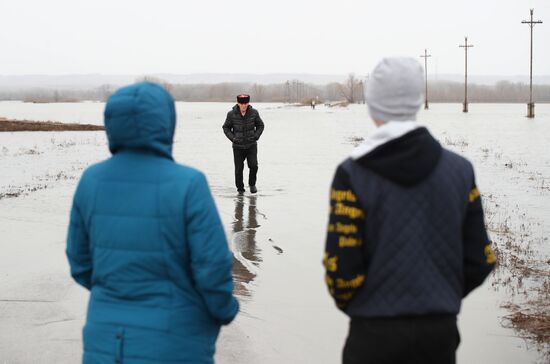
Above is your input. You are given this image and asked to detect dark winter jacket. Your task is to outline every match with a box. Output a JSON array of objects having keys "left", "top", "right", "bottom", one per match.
[
  {"left": 222, "top": 105, "right": 264, "bottom": 149},
  {"left": 66, "top": 82, "right": 239, "bottom": 364},
  {"left": 323, "top": 123, "right": 496, "bottom": 318}
]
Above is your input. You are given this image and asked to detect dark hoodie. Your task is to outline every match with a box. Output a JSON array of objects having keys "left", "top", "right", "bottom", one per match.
[{"left": 323, "top": 126, "right": 495, "bottom": 318}]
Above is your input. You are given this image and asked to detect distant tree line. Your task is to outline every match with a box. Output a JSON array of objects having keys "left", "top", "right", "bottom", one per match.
[
  {"left": 0, "top": 84, "right": 115, "bottom": 103},
  {"left": 429, "top": 80, "right": 550, "bottom": 103},
  {"left": 0, "top": 76, "right": 549, "bottom": 104}
]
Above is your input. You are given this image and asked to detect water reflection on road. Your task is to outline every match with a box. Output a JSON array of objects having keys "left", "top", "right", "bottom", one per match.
[{"left": 231, "top": 195, "right": 262, "bottom": 298}]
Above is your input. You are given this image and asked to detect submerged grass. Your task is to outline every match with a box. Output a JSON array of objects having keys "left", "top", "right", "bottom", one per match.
[{"left": 485, "top": 191, "right": 550, "bottom": 360}]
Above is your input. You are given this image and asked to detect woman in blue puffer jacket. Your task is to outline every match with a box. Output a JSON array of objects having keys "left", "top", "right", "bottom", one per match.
[{"left": 66, "top": 82, "right": 239, "bottom": 363}]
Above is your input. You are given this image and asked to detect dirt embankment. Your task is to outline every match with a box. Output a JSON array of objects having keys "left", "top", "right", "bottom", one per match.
[{"left": 0, "top": 117, "right": 103, "bottom": 132}]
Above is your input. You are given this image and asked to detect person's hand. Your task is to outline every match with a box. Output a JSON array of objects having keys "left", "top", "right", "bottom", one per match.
[{"left": 233, "top": 137, "right": 243, "bottom": 144}]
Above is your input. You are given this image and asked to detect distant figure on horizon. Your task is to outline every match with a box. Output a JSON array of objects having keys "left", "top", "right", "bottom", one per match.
[
  {"left": 323, "top": 58, "right": 496, "bottom": 364},
  {"left": 66, "top": 82, "right": 238, "bottom": 364},
  {"left": 223, "top": 94, "right": 265, "bottom": 194},
  {"left": 311, "top": 99, "right": 316, "bottom": 109}
]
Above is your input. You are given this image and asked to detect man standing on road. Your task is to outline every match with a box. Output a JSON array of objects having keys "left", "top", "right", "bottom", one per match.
[
  {"left": 323, "top": 58, "right": 496, "bottom": 364},
  {"left": 223, "top": 94, "right": 264, "bottom": 194}
]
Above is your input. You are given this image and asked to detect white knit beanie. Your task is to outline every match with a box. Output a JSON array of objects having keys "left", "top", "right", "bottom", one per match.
[{"left": 366, "top": 57, "right": 424, "bottom": 122}]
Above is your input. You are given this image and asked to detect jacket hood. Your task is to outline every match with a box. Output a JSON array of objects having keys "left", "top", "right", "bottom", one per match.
[
  {"left": 354, "top": 126, "right": 442, "bottom": 187},
  {"left": 104, "top": 82, "right": 176, "bottom": 159}
]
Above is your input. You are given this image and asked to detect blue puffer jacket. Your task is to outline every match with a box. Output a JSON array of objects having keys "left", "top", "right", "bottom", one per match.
[{"left": 66, "top": 82, "right": 239, "bottom": 364}]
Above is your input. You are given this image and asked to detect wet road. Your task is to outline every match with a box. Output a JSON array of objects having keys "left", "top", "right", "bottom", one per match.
[{"left": 1, "top": 102, "right": 548, "bottom": 363}]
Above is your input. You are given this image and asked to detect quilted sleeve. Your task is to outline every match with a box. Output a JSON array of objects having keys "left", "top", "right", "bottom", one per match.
[
  {"left": 323, "top": 164, "right": 366, "bottom": 311},
  {"left": 66, "top": 181, "right": 92, "bottom": 290},
  {"left": 185, "top": 172, "right": 239, "bottom": 324},
  {"left": 463, "top": 177, "right": 496, "bottom": 296},
  {"left": 253, "top": 111, "right": 264, "bottom": 140},
  {"left": 222, "top": 112, "right": 235, "bottom": 142}
]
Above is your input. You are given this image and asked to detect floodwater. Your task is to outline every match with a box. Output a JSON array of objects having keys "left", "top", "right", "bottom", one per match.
[{"left": 0, "top": 101, "right": 549, "bottom": 363}]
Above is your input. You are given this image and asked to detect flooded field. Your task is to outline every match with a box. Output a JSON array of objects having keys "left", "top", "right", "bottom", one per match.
[{"left": 0, "top": 101, "right": 549, "bottom": 363}]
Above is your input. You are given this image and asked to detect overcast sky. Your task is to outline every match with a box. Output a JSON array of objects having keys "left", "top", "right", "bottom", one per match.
[{"left": 0, "top": 0, "right": 548, "bottom": 76}]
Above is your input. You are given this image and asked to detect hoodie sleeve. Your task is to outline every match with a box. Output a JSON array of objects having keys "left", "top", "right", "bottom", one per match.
[
  {"left": 222, "top": 112, "right": 235, "bottom": 142},
  {"left": 66, "top": 183, "right": 92, "bottom": 290},
  {"left": 323, "top": 164, "right": 366, "bottom": 311},
  {"left": 254, "top": 111, "right": 264, "bottom": 140},
  {"left": 186, "top": 172, "right": 239, "bottom": 324},
  {"left": 463, "top": 177, "right": 496, "bottom": 297}
]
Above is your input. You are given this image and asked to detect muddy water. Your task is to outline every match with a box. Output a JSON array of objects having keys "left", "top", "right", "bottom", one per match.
[{"left": 0, "top": 102, "right": 548, "bottom": 363}]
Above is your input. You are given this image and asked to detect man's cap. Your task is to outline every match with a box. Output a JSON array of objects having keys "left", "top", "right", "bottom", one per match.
[
  {"left": 237, "top": 94, "right": 250, "bottom": 104},
  {"left": 366, "top": 57, "right": 424, "bottom": 122}
]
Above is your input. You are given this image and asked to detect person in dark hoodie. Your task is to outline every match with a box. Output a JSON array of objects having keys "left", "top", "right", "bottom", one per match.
[
  {"left": 323, "top": 58, "right": 496, "bottom": 364},
  {"left": 222, "top": 94, "right": 265, "bottom": 194},
  {"left": 66, "top": 82, "right": 239, "bottom": 364}
]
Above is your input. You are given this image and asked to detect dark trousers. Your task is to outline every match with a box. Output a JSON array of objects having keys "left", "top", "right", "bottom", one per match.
[
  {"left": 233, "top": 145, "right": 258, "bottom": 190},
  {"left": 343, "top": 315, "right": 460, "bottom": 364}
]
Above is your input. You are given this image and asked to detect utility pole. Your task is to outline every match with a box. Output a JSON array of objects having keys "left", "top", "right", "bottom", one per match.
[
  {"left": 358, "top": 80, "right": 365, "bottom": 104},
  {"left": 459, "top": 37, "right": 473, "bottom": 113},
  {"left": 286, "top": 80, "right": 290, "bottom": 104},
  {"left": 420, "top": 49, "right": 431, "bottom": 109},
  {"left": 522, "top": 9, "right": 543, "bottom": 118}
]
